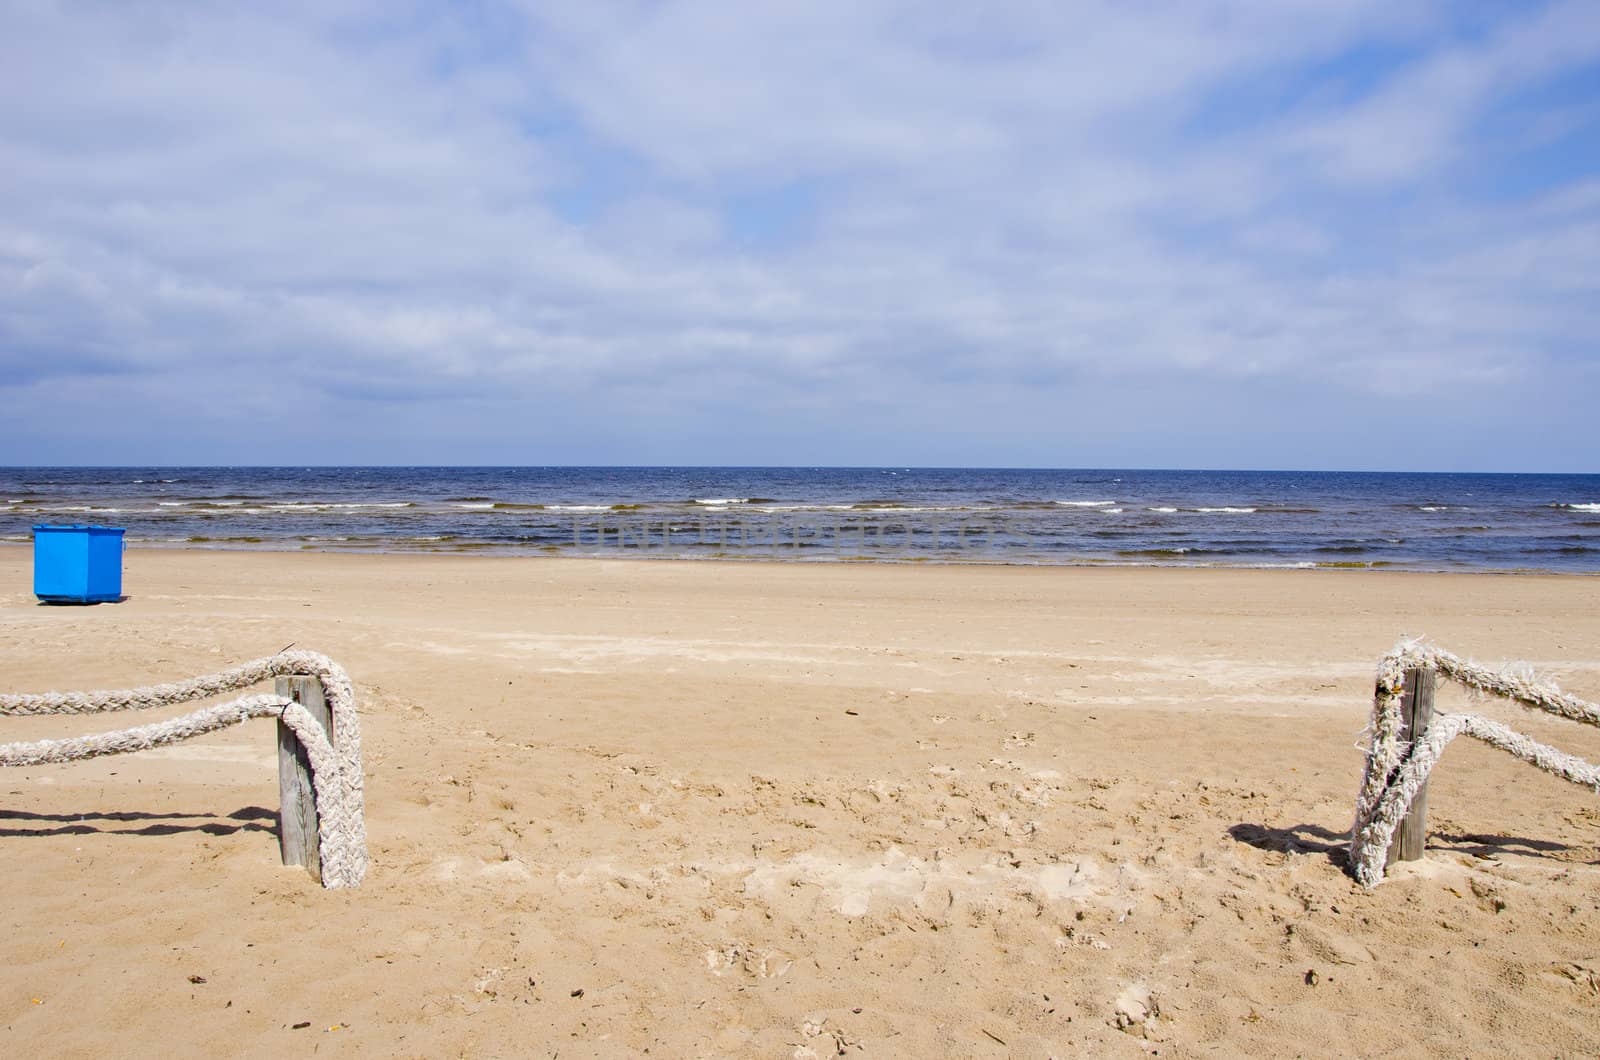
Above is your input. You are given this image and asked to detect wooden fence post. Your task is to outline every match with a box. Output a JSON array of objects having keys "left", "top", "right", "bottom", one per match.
[
  {"left": 1386, "top": 667, "right": 1437, "bottom": 868},
  {"left": 276, "top": 675, "right": 332, "bottom": 882}
]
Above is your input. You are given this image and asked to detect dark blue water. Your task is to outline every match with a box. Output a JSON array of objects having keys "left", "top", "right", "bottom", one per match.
[{"left": 2, "top": 467, "right": 1597, "bottom": 571}]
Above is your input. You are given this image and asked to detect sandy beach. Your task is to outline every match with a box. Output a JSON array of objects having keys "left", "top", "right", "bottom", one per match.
[{"left": 2, "top": 548, "right": 1598, "bottom": 1058}]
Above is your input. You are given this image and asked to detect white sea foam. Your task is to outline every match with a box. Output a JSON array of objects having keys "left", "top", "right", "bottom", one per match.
[
  {"left": 1147, "top": 506, "right": 1178, "bottom": 513},
  {"left": 266, "top": 501, "right": 412, "bottom": 511},
  {"left": 1561, "top": 502, "right": 1600, "bottom": 513},
  {"left": 454, "top": 502, "right": 495, "bottom": 510},
  {"left": 1055, "top": 500, "right": 1117, "bottom": 508},
  {"left": 1195, "top": 507, "right": 1256, "bottom": 514},
  {"left": 854, "top": 505, "right": 986, "bottom": 513},
  {"left": 1098, "top": 507, "right": 1125, "bottom": 514},
  {"left": 751, "top": 504, "right": 858, "bottom": 513},
  {"left": 549, "top": 504, "right": 610, "bottom": 512},
  {"left": 694, "top": 498, "right": 751, "bottom": 506}
]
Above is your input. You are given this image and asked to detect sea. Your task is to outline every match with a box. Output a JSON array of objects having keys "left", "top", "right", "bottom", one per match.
[{"left": 2, "top": 467, "right": 1598, "bottom": 572}]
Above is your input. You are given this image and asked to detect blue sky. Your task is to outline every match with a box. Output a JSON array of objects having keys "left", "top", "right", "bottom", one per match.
[{"left": 1, "top": 1, "right": 1597, "bottom": 470}]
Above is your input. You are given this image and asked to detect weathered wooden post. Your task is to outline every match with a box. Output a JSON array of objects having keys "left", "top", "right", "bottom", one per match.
[
  {"left": 1386, "top": 667, "right": 1437, "bottom": 867},
  {"left": 276, "top": 674, "right": 332, "bottom": 882}
]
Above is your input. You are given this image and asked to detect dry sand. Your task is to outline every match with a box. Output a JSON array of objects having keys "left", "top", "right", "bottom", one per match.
[{"left": 2, "top": 549, "right": 1598, "bottom": 1058}]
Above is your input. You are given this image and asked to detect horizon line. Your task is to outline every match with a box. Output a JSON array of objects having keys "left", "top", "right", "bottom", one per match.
[{"left": 3, "top": 464, "right": 1596, "bottom": 476}]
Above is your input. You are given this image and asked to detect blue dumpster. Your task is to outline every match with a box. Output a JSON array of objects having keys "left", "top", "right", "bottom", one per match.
[{"left": 33, "top": 524, "right": 126, "bottom": 603}]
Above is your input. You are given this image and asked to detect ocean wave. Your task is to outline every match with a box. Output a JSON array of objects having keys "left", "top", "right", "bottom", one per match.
[
  {"left": 1055, "top": 500, "right": 1117, "bottom": 508},
  {"left": 30, "top": 505, "right": 128, "bottom": 513},
  {"left": 855, "top": 504, "right": 991, "bottom": 513},
  {"left": 1556, "top": 502, "right": 1600, "bottom": 513},
  {"left": 263, "top": 502, "right": 415, "bottom": 512},
  {"left": 749, "top": 504, "right": 858, "bottom": 513},
  {"left": 1193, "top": 507, "right": 1256, "bottom": 514}
]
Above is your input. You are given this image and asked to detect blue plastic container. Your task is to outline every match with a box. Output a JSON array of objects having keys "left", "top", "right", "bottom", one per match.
[{"left": 33, "top": 524, "right": 126, "bottom": 603}]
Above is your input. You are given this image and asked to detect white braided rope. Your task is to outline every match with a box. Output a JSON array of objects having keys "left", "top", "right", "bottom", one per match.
[
  {"left": 0, "top": 652, "right": 367, "bottom": 889},
  {"left": 1349, "top": 639, "right": 1600, "bottom": 888}
]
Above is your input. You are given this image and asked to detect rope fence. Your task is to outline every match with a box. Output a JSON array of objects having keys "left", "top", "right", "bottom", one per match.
[
  {"left": 0, "top": 651, "right": 367, "bottom": 889},
  {"left": 1350, "top": 639, "right": 1600, "bottom": 888},
  {"left": 7, "top": 637, "right": 1593, "bottom": 893}
]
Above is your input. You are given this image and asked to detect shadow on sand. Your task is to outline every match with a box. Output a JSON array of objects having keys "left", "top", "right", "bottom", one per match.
[
  {"left": 0, "top": 805, "right": 276, "bottom": 838},
  {"left": 1429, "top": 830, "right": 1584, "bottom": 861},
  {"left": 1228, "top": 821, "right": 1352, "bottom": 871},
  {"left": 1228, "top": 821, "right": 1588, "bottom": 872}
]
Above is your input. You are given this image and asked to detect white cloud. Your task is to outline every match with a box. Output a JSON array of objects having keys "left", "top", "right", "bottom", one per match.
[
  {"left": 0, "top": 1, "right": 1595, "bottom": 467},
  {"left": 1284, "top": 0, "right": 1600, "bottom": 184}
]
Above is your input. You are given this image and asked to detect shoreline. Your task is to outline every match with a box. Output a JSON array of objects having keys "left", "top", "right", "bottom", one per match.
[{"left": 3, "top": 537, "right": 1594, "bottom": 576}]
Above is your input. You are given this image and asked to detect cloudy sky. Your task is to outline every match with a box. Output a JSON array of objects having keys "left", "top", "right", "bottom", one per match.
[{"left": 2, "top": 1, "right": 1597, "bottom": 470}]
